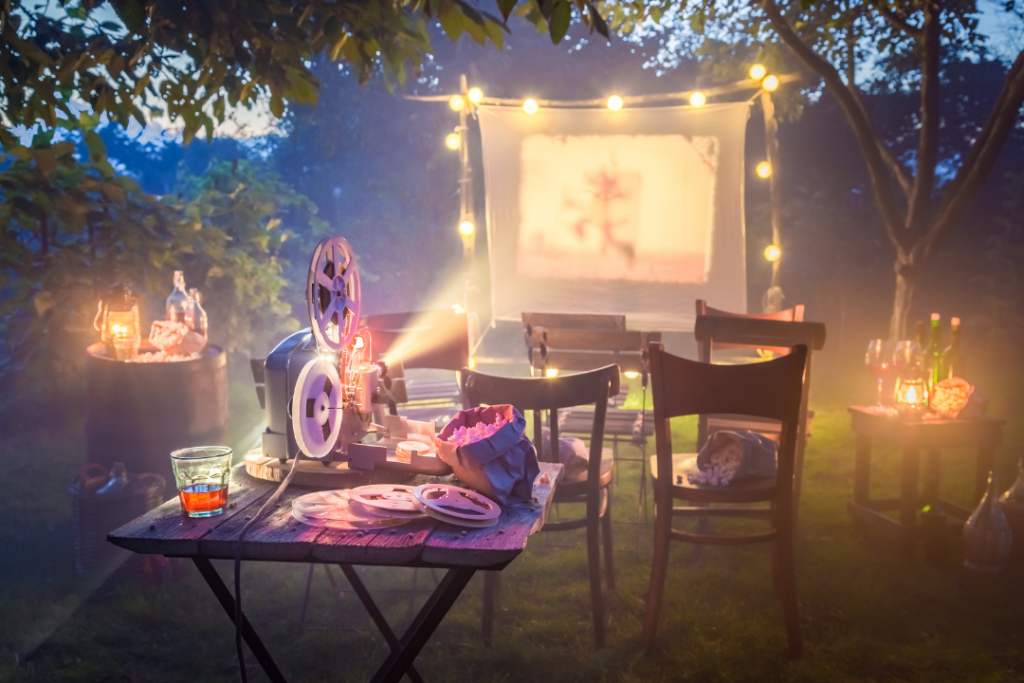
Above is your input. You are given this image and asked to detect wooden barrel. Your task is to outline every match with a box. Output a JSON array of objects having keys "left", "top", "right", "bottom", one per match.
[{"left": 85, "top": 343, "right": 228, "bottom": 484}]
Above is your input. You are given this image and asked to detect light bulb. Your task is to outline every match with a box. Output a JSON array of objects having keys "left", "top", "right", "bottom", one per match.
[
  {"left": 467, "top": 356, "right": 476, "bottom": 370},
  {"left": 445, "top": 132, "right": 461, "bottom": 150},
  {"left": 459, "top": 220, "right": 475, "bottom": 236},
  {"left": 689, "top": 91, "right": 707, "bottom": 108},
  {"left": 523, "top": 98, "right": 539, "bottom": 115},
  {"left": 606, "top": 95, "right": 623, "bottom": 111},
  {"left": 545, "top": 368, "right": 559, "bottom": 378},
  {"left": 623, "top": 371, "right": 640, "bottom": 379},
  {"left": 749, "top": 64, "right": 767, "bottom": 81},
  {"left": 764, "top": 244, "right": 781, "bottom": 262},
  {"left": 467, "top": 87, "right": 483, "bottom": 104},
  {"left": 756, "top": 161, "right": 772, "bottom": 178},
  {"left": 762, "top": 75, "right": 780, "bottom": 92},
  {"left": 449, "top": 95, "right": 465, "bottom": 111},
  {"left": 451, "top": 304, "right": 466, "bottom": 314}
]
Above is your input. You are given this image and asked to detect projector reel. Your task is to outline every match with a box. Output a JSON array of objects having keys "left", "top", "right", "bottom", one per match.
[
  {"left": 307, "top": 236, "right": 361, "bottom": 354},
  {"left": 291, "top": 357, "right": 343, "bottom": 459}
]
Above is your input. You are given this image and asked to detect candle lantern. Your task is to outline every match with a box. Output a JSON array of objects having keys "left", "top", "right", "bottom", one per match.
[
  {"left": 894, "top": 376, "right": 928, "bottom": 415},
  {"left": 93, "top": 283, "right": 141, "bottom": 360}
]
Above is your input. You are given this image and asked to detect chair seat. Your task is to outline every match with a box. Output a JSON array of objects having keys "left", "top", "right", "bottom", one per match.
[
  {"left": 556, "top": 448, "right": 614, "bottom": 500},
  {"left": 650, "top": 453, "right": 777, "bottom": 503}
]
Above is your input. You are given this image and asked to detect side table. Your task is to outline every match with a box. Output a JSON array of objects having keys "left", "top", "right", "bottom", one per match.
[{"left": 847, "top": 406, "right": 1005, "bottom": 554}]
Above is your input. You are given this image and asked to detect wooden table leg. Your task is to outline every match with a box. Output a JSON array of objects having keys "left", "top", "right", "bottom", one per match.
[
  {"left": 901, "top": 448, "right": 920, "bottom": 553},
  {"left": 337, "top": 564, "right": 427, "bottom": 683},
  {"left": 192, "top": 557, "right": 290, "bottom": 683},
  {"left": 976, "top": 446, "right": 996, "bottom": 503},
  {"left": 923, "top": 449, "right": 941, "bottom": 509},
  {"left": 851, "top": 434, "right": 871, "bottom": 533},
  {"left": 370, "top": 567, "right": 476, "bottom": 683}
]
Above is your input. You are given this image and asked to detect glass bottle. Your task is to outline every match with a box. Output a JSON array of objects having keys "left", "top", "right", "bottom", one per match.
[
  {"left": 187, "top": 288, "right": 208, "bottom": 338},
  {"left": 96, "top": 462, "right": 130, "bottom": 495},
  {"left": 927, "top": 313, "right": 942, "bottom": 392},
  {"left": 941, "top": 317, "right": 962, "bottom": 380},
  {"left": 166, "top": 271, "right": 189, "bottom": 324}
]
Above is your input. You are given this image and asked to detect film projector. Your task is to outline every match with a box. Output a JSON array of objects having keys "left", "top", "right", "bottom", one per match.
[{"left": 249, "top": 235, "right": 451, "bottom": 485}]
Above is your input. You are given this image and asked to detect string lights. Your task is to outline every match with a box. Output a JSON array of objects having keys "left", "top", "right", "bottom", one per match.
[
  {"left": 749, "top": 64, "right": 767, "bottom": 81},
  {"left": 467, "top": 87, "right": 484, "bottom": 105},
  {"left": 445, "top": 132, "right": 461, "bottom": 150},
  {"left": 764, "top": 244, "right": 782, "bottom": 262},
  {"left": 458, "top": 220, "right": 475, "bottom": 237},
  {"left": 449, "top": 95, "right": 465, "bottom": 111},
  {"left": 523, "top": 98, "right": 539, "bottom": 115},
  {"left": 688, "top": 91, "right": 707, "bottom": 108},
  {"left": 756, "top": 161, "right": 773, "bottom": 178},
  {"left": 762, "top": 75, "right": 780, "bottom": 92},
  {"left": 606, "top": 95, "right": 623, "bottom": 111}
]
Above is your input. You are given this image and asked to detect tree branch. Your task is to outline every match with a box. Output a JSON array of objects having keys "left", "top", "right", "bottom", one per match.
[
  {"left": 877, "top": 139, "right": 913, "bottom": 196},
  {"left": 865, "top": 0, "right": 923, "bottom": 38},
  {"left": 929, "top": 48, "right": 1024, "bottom": 250},
  {"left": 761, "top": 0, "right": 909, "bottom": 250},
  {"left": 905, "top": 0, "right": 941, "bottom": 234}
]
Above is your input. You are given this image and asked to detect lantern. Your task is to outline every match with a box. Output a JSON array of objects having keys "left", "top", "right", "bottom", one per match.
[
  {"left": 93, "top": 283, "right": 141, "bottom": 361},
  {"left": 894, "top": 376, "right": 928, "bottom": 416}
]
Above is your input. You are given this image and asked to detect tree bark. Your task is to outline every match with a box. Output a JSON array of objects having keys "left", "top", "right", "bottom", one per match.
[{"left": 890, "top": 256, "right": 917, "bottom": 341}]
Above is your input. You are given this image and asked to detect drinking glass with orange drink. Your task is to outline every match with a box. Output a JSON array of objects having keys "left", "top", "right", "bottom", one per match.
[{"left": 170, "top": 446, "right": 232, "bottom": 517}]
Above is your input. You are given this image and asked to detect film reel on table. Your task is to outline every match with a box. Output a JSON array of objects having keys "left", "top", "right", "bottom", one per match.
[
  {"left": 292, "top": 489, "right": 411, "bottom": 530},
  {"left": 306, "top": 235, "right": 361, "bottom": 354},
  {"left": 349, "top": 485, "right": 422, "bottom": 518},
  {"left": 413, "top": 484, "right": 502, "bottom": 528}
]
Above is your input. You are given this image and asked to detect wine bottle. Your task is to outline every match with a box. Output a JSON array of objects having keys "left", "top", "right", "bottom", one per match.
[
  {"left": 942, "top": 317, "right": 962, "bottom": 380},
  {"left": 926, "top": 313, "right": 941, "bottom": 386},
  {"left": 166, "top": 270, "right": 189, "bottom": 324},
  {"left": 187, "top": 288, "right": 209, "bottom": 338}
]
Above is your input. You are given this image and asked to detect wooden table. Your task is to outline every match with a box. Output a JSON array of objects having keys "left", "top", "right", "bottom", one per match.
[
  {"left": 108, "top": 461, "right": 562, "bottom": 683},
  {"left": 846, "top": 406, "right": 1005, "bottom": 552}
]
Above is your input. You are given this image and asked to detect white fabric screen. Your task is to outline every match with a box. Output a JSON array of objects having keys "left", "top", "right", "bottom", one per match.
[{"left": 478, "top": 102, "right": 749, "bottom": 332}]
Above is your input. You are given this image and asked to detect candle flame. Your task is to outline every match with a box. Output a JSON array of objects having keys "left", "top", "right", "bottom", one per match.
[{"left": 907, "top": 386, "right": 917, "bottom": 403}]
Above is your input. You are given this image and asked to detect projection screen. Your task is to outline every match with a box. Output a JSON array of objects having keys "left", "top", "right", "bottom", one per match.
[{"left": 478, "top": 102, "right": 750, "bottom": 332}]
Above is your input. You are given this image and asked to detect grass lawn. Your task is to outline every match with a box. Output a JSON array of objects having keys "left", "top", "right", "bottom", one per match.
[{"left": 1, "top": 362, "right": 1023, "bottom": 682}]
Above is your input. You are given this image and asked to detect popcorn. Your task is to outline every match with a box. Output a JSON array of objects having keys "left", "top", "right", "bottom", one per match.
[
  {"left": 129, "top": 350, "right": 201, "bottom": 363},
  {"left": 687, "top": 431, "right": 744, "bottom": 486},
  {"left": 444, "top": 413, "right": 508, "bottom": 447},
  {"left": 149, "top": 320, "right": 206, "bottom": 355}
]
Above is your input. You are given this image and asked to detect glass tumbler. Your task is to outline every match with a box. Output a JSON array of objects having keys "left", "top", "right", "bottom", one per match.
[{"left": 170, "top": 446, "right": 232, "bottom": 517}]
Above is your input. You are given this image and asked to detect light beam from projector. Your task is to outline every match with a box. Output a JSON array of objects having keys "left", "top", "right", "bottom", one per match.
[{"left": 375, "top": 269, "right": 472, "bottom": 370}]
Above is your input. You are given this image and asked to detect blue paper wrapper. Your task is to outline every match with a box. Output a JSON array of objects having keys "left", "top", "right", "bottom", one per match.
[{"left": 437, "top": 405, "right": 540, "bottom": 505}]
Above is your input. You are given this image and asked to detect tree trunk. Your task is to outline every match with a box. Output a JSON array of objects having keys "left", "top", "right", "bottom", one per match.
[{"left": 890, "top": 258, "right": 917, "bottom": 341}]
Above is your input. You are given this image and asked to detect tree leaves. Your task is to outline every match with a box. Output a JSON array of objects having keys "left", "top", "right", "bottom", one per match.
[{"left": 549, "top": 0, "right": 572, "bottom": 43}]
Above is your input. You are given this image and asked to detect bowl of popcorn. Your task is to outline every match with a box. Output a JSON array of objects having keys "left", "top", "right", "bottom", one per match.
[{"left": 435, "top": 405, "right": 519, "bottom": 501}]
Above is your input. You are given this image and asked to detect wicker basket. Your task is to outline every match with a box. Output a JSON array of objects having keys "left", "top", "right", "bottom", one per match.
[{"left": 70, "top": 467, "right": 165, "bottom": 576}]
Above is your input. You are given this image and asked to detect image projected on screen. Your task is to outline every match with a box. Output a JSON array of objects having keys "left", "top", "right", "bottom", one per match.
[{"left": 518, "top": 134, "right": 718, "bottom": 283}]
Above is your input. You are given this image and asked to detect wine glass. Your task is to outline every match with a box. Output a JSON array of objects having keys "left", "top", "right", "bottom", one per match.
[
  {"left": 892, "top": 340, "right": 923, "bottom": 377},
  {"left": 865, "top": 339, "right": 894, "bottom": 409}
]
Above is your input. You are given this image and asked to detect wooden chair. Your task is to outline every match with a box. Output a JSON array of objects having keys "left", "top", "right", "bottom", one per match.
[
  {"left": 363, "top": 308, "right": 470, "bottom": 423},
  {"left": 643, "top": 342, "right": 809, "bottom": 657},
  {"left": 695, "top": 299, "right": 804, "bottom": 356},
  {"left": 694, "top": 311, "right": 826, "bottom": 513},
  {"left": 461, "top": 364, "right": 620, "bottom": 649}
]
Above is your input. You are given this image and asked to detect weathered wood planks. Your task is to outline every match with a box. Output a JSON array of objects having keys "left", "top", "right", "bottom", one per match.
[{"left": 108, "top": 461, "right": 563, "bottom": 569}]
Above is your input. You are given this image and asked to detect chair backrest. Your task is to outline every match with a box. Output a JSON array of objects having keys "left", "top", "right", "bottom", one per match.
[
  {"left": 461, "top": 365, "right": 620, "bottom": 481},
  {"left": 693, "top": 314, "right": 826, "bottom": 450},
  {"left": 695, "top": 299, "right": 805, "bottom": 355},
  {"left": 520, "top": 312, "right": 660, "bottom": 376},
  {"left": 649, "top": 342, "right": 808, "bottom": 512}
]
